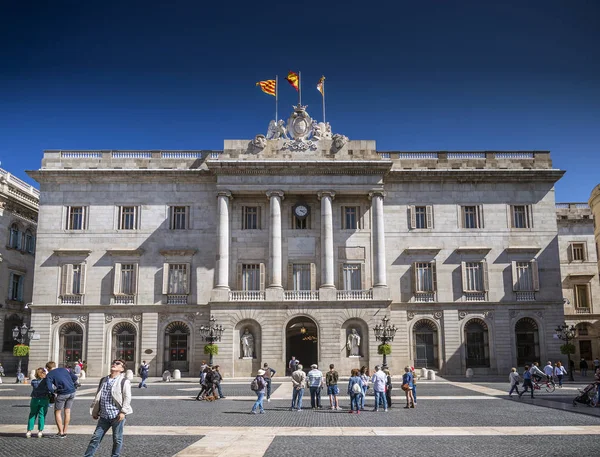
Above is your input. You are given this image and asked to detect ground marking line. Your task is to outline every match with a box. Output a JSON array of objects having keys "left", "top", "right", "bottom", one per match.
[{"left": 0, "top": 395, "right": 499, "bottom": 401}]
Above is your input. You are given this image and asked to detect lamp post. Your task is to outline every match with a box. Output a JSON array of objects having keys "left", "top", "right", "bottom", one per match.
[
  {"left": 555, "top": 322, "right": 576, "bottom": 382},
  {"left": 13, "top": 323, "right": 35, "bottom": 383},
  {"left": 199, "top": 316, "right": 224, "bottom": 366},
  {"left": 373, "top": 316, "right": 397, "bottom": 367}
]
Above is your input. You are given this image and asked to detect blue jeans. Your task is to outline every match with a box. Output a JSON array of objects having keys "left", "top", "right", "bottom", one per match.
[
  {"left": 412, "top": 385, "right": 417, "bottom": 402},
  {"left": 309, "top": 386, "right": 322, "bottom": 408},
  {"left": 557, "top": 375, "right": 563, "bottom": 387},
  {"left": 84, "top": 416, "right": 126, "bottom": 457},
  {"left": 291, "top": 387, "right": 304, "bottom": 409},
  {"left": 252, "top": 392, "right": 265, "bottom": 413},
  {"left": 138, "top": 375, "right": 148, "bottom": 388},
  {"left": 216, "top": 383, "right": 224, "bottom": 398},
  {"left": 265, "top": 379, "right": 272, "bottom": 399},
  {"left": 361, "top": 385, "right": 367, "bottom": 408},
  {"left": 350, "top": 393, "right": 361, "bottom": 411},
  {"left": 373, "top": 391, "right": 387, "bottom": 410}
]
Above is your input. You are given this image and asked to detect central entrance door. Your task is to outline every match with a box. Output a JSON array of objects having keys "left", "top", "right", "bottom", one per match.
[{"left": 286, "top": 316, "right": 318, "bottom": 373}]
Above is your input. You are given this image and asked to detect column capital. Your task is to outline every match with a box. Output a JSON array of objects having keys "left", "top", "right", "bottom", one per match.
[
  {"left": 266, "top": 190, "right": 285, "bottom": 200},
  {"left": 317, "top": 190, "right": 336, "bottom": 200},
  {"left": 216, "top": 190, "right": 232, "bottom": 199},
  {"left": 368, "top": 190, "right": 387, "bottom": 200}
]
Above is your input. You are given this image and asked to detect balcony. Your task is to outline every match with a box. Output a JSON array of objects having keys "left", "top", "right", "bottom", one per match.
[
  {"left": 337, "top": 290, "right": 373, "bottom": 300},
  {"left": 464, "top": 292, "right": 486, "bottom": 302},
  {"left": 575, "top": 307, "right": 591, "bottom": 314},
  {"left": 414, "top": 292, "right": 435, "bottom": 303},
  {"left": 166, "top": 294, "right": 188, "bottom": 305},
  {"left": 229, "top": 291, "right": 265, "bottom": 301},
  {"left": 60, "top": 295, "right": 83, "bottom": 305},
  {"left": 284, "top": 290, "right": 319, "bottom": 301},
  {"left": 113, "top": 295, "right": 136, "bottom": 305},
  {"left": 516, "top": 291, "right": 536, "bottom": 301}
]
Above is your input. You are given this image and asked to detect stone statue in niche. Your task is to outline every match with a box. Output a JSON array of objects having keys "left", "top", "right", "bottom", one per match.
[
  {"left": 347, "top": 328, "right": 361, "bottom": 357},
  {"left": 241, "top": 328, "right": 254, "bottom": 358}
]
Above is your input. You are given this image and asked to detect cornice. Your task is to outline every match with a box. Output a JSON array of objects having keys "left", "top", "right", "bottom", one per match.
[
  {"left": 385, "top": 169, "right": 565, "bottom": 183},
  {"left": 207, "top": 160, "right": 392, "bottom": 176},
  {"left": 27, "top": 169, "right": 215, "bottom": 184}
]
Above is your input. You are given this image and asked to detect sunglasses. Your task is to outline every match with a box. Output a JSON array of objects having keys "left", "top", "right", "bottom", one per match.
[{"left": 112, "top": 361, "right": 123, "bottom": 366}]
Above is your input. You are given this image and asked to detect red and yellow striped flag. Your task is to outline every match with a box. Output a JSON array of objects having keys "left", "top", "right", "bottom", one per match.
[
  {"left": 317, "top": 76, "right": 325, "bottom": 96},
  {"left": 285, "top": 71, "right": 299, "bottom": 91},
  {"left": 256, "top": 79, "right": 276, "bottom": 96}
]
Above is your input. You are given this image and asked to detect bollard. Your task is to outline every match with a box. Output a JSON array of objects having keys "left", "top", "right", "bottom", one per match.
[
  {"left": 427, "top": 370, "right": 436, "bottom": 381},
  {"left": 162, "top": 370, "right": 172, "bottom": 382},
  {"left": 125, "top": 369, "right": 134, "bottom": 381},
  {"left": 172, "top": 369, "right": 181, "bottom": 380},
  {"left": 30, "top": 369, "right": 37, "bottom": 380},
  {"left": 466, "top": 368, "right": 474, "bottom": 379},
  {"left": 421, "top": 367, "right": 428, "bottom": 379}
]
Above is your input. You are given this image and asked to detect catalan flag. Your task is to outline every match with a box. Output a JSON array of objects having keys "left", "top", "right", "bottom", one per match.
[
  {"left": 256, "top": 79, "right": 276, "bottom": 96},
  {"left": 286, "top": 71, "right": 299, "bottom": 91},
  {"left": 317, "top": 76, "right": 325, "bottom": 96}
]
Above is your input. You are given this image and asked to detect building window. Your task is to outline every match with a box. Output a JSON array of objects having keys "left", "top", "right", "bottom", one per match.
[
  {"left": 461, "top": 206, "right": 483, "bottom": 229},
  {"left": 413, "top": 262, "right": 437, "bottom": 293},
  {"left": 60, "top": 323, "right": 83, "bottom": 367},
  {"left": 25, "top": 230, "right": 35, "bottom": 254},
  {"left": 574, "top": 284, "right": 590, "bottom": 309},
  {"left": 342, "top": 206, "right": 360, "bottom": 230},
  {"left": 61, "top": 264, "right": 86, "bottom": 296},
  {"left": 410, "top": 205, "right": 433, "bottom": 229},
  {"left": 113, "top": 322, "right": 136, "bottom": 363},
  {"left": 341, "top": 263, "right": 362, "bottom": 290},
  {"left": 113, "top": 263, "right": 138, "bottom": 296},
  {"left": 242, "top": 264, "right": 261, "bottom": 291},
  {"left": 66, "top": 206, "right": 87, "bottom": 230},
  {"left": 461, "top": 261, "right": 488, "bottom": 292},
  {"left": 569, "top": 243, "right": 586, "bottom": 262},
  {"left": 166, "top": 264, "right": 189, "bottom": 294},
  {"left": 170, "top": 206, "right": 189, "bottom": 230},
  {"left": 291, "top": 264, "right": 311, "bottom": 290},
  {"left": 9, "top": 224, "right": 21, "bottom": 249},
  {"left": 515, "top": 318, "right": 539, "bottom": 366},
  {"left": 512, "top": 261, "right": 539, "bottom": 292},
  {"left": 510, "top": 205, "right": 533, "bottom": 229},
  {"left": 165, "top": 322, "right": 190, "bottom": 371},
  {"left": 242, "top": 206, "right": 260, "bottom": 230},
  {"left": 8, "top": 272, "right": 24, "bottom": 301},
  {"left": 118, "top": 206, "right": 139, "bottom": 230}
]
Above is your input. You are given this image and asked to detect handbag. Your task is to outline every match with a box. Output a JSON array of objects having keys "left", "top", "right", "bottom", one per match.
[
  {"left": 48, "top": 393, "right": 56, "bottom": 404},
  {"left": 401, "top": 383, "right": 410, "bottom": 392}
]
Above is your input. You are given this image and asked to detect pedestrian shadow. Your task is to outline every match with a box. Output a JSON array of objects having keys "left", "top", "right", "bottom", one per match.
[{"left": 0, "top": 432, "right": 29, "bottom": 438}]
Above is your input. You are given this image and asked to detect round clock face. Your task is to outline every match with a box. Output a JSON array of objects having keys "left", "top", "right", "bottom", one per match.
[{"left": 294, "top": 205, "right": 308, "bottom": 218}]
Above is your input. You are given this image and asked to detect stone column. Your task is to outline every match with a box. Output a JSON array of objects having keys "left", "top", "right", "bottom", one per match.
[
  {"left": 318, "top": 191, "right": 336, "bottom": 289},
  {"left": 369, "top": 190, "right": 388, "bottom": 288},
  {"left": 215, "top": 191, "right": 232, "bottom": 289},
  {"left": 267, "top": 190, "right": 284, "bottom": 288}
]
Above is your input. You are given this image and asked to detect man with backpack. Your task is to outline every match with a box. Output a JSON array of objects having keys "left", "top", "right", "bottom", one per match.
[
  {"left": 138, "top": 360, "right": 149, "bottom": 388},
  {"left": 84, "top": 359, "right": 132, "bottom": 457},
  {"left": 250, "top": 369, "right": 267, "bottom": 414}
]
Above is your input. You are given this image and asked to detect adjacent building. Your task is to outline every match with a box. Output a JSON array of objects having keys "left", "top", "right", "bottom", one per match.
[
  {"left": 27, "top": 107, "right": 568, "bottom": 377},
  {"left": 0, "top": 168, "right": 38, "bottom": 372}
]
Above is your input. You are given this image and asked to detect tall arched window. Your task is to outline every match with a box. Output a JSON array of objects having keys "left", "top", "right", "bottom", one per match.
[
  {"left": 60, "top": 322, "right": 83, "bottom": 367},
  {"left": 112, "top": 322, "right": 136, "bottom": 363},
  {"left": 164, "top": 321, "right": 190, "bottom": 372},
  {"left": 413, "top": 319, "right": 438, "bottom": 368},
  {"left": 515, "top": 318, "right": 539, "bottom": 366},
  {"left": 465, "top": 319, "right": 490, "bottom": 368}
]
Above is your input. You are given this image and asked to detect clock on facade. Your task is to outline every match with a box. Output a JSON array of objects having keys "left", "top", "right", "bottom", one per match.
[{"left": 293, "top": 203, "right": 309, "bottom": 219}]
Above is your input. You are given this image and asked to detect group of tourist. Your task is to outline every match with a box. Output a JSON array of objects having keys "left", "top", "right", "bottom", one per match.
[
  {"left": 24, "top": 359, "right": 133, "bottom": 457},
  {"left": 195, "top": 361, "right": 226, "bottom": 400},
  {"left": 250, "top": 362, "right": 418, "bottom": 414}
]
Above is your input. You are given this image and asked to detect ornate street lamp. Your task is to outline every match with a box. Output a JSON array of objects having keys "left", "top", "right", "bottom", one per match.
[
  {"left": 373, "top": 316, "right": 397, "bottom": 367},
  {"left": 13, "top": 323, "right": 35, "bottom": 382},
  {"left": 199, "top": 316, "right": 224, "bottom": 366},
  {"left": 555, "top": 322, "right": 576, "bottom": 382}
]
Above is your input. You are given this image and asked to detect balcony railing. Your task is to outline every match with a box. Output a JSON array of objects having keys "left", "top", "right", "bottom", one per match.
[
  {"left": 516, "top": 291, "right": 536, "bottom": 301},
  {"left": 336, "top": 290, "right": 373, "bottom": 300},
  {"left": 414, "top": 292, "right": 435, "bottom": 303},
  {"left": 284, "top": 290, "right": 319, "bottom": 301},
  {"left": 229, "top": 291, "right": 266, "bottom": 301},
  {"left": 166, "top": 294, "right": 188, "bottom": 305},
  {"left": 113, "top": 295, "right": 136, "bottom": 305},
  {"left": 60, "top": 294, "right": 83, "bottom": 305},
  {"left": 575, "top": 307, "right": 591, "bottom": 314},
  {"left": 464, "top": 292, "right": 486, "bottom": 302}
]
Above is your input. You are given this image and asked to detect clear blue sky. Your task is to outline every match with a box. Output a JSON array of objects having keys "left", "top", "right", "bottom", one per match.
[{"left": 1, "top": 1, "right": 598, "bottom": 201}]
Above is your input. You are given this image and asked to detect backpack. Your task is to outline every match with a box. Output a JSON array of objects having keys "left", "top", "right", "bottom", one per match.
[
  {"left": 352, "top": 381, "right": 362, "bottom": 394},
  {"left": 250, "top": 377, "right": 260, "bottom": 391}
]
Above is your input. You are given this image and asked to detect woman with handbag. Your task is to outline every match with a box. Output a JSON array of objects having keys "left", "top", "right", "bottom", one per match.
[
  {"left": 402, "top": 366, "right": 415, "bottom": 409},
  {"left": 26, "top": 367, "right": 52, "bottom": 438}
]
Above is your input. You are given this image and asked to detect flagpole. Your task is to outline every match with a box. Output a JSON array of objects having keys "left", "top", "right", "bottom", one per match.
[
  {"left": 275, "top": 75, "right": 278, "bottom": 122},
  {"left": 322, "top": 77, "right": 326, "bottom": 124},
  {"left": 299, "top": 71, "right": 302, "bottom": 105}
]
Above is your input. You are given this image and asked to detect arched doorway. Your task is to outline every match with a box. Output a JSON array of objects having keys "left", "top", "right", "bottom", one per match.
[
  {"left": 286, "top": 316, "right": 318, "bottom": 372},
  {"left": 112, "top": 322, "right": 136, "bottom": 365},
  {"left": 413, "top": 319, "right": 438, "bottom": 369},
  {"left": 515, "top": 318, "right": 539, "bottom": 366},
  {"left": 164, "top": 321, "right": 190, "bottom": 373},
  {"left": 59, "top": 322, "right": 83, "bottom": 367},
  {"left": 464, "top": 319, "right": 490, "bottom": 368}
]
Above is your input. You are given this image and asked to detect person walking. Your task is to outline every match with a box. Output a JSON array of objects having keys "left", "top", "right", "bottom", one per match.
[
  {"left": 138, "top": 360, "right": 149, "bottom": 388},
  {"left": 580, "top": 358, "right": 589, "bottom": 377},
  {"left": 84, "top": 359, "right": 132, "bottom": 457},
  {"left": 508, "top": 367, "right": 520, "bottom": 396},
  {"left": 288, "top": 356, "right": 299, "bottom": 375},
  {"left": 410, "top": 366, "right": 418, "bottom": 406},
  {"left": 26, "top": 367, "right": 51, "bottom": 438},
  {"left": 593, "top": 358, "right": 600, "bottom": 372},
  {"left": 359, "top": 366, "right": 370, "bottom": 410},
  {"left": 212, "top": 365, "right": 225, "bottom": 399},
  {"left": 195, "top": 367, "right": 211, "bottom": 401},
  {"left": 262, "top": 363, "right": 276, "bottom": 402},
  {"left": 518, "top": 364, "right": 535, "bottom": 398},
  {"left": 45, "top": 361, "right": 78, "bottom": 438},
  {"left": 290, "top": 364, "right": 306, "bottom": 411},
  {"left": 0, "top": 362, "right": 5, "bottom": 384},
  {"left": 371, "top": 365, "right": 388, "bottom": 412},
  {"left": 347, "top": 368, "right": 363, "bottom": 414},
  {"left": 326, "top": 364, "right": 340, "bottom": 410},
  {"left": 307, "top": 364, "right": 323, "bottom": 410},
  {"left": 250, "top": 369, "right": 266, "bottom": 414},
  {"left": 402, "top": 366, "right": 415, "bottom": 408},
  {"left": 554, "top": 361, "right": 567, "bottom": 387}
]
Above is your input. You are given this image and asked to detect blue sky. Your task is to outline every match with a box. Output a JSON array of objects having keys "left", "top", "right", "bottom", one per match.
[{"left": 0, "top": 1, "right": 598, "bottom": 201}]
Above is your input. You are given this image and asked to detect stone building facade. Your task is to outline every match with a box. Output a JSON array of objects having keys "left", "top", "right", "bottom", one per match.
[
  {"left": 0, "top": 168, "right": 38, "bottom": 372},
  {"left": 27, "top": 110, "right": 568, "bottom": 378}
]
